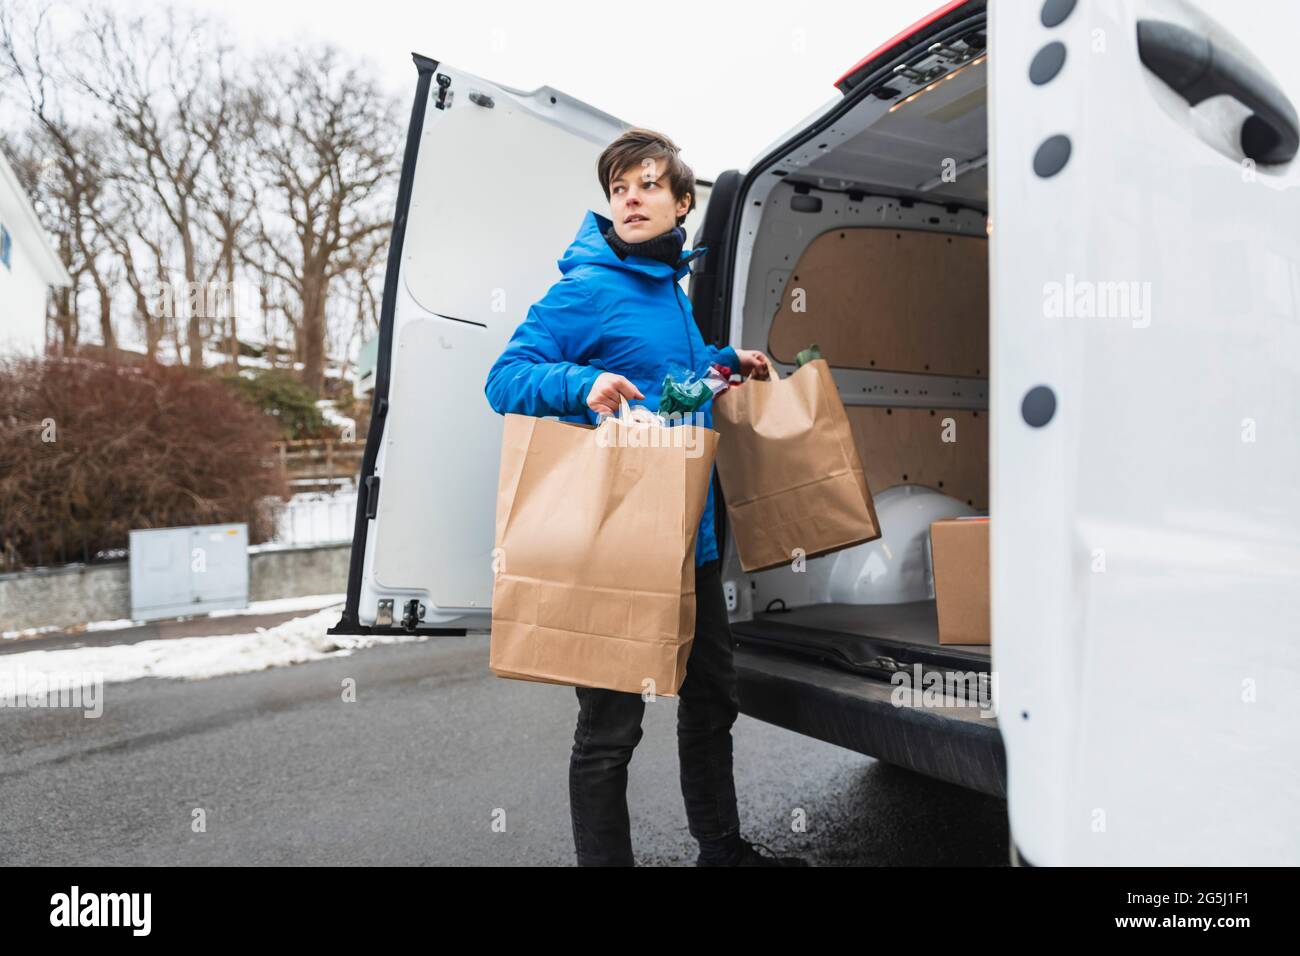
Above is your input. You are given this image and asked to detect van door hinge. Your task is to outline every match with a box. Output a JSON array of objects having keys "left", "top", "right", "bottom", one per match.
[
  {"left": 364, "top": 475, "right": 380, "bottom": 518},
  {"left": 434, "top": 73, "right": 452, "bottom": 110},
  {"left": 401, "top": 599, "right": 426, "bottom": 632}
]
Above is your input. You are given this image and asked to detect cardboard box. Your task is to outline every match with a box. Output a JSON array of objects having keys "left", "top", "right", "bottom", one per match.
[{"left": 929, "top": 517, "right": 990, "bottom": 645}]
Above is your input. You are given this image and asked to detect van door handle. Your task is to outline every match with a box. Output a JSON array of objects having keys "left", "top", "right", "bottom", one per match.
[{"left": 1136, "top": 18, "right": 1299, "bottom": 165}]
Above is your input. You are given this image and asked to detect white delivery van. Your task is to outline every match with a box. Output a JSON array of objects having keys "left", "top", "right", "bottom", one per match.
[{"left": 328, "top": 0, "right": 1300, "bottom": 866}]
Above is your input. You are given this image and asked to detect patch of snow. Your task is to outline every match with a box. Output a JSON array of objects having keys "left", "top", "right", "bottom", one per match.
[
  {"left": 206, "top": 593, "right": 347, "bottom": 617},
  {"left": 0, "top": 605, "right": 428, "bottom": 686},
  {"left": 315, "top": 399, "right": 357, "bottom": 439},
  {"left": 2, "top": 593, "right": 349, "bottom": 640},
  {"left": 2, "top": 623, "right": 62, "bottom": 641},
  {"left": 83, "top": 618, "right": 142, "bottom": 632}
]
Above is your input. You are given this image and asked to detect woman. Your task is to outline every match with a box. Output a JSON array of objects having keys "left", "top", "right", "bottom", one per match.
[{"left": 484, "top": 128, "right": 806, "bottom": 867}]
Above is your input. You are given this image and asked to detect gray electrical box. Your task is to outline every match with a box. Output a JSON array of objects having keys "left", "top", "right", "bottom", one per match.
[{"left": 129, "top": 523, "right": 250, "bottom": 622}]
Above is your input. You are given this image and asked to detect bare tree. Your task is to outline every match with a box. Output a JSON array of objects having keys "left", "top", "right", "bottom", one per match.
[
  {"left": 195, "top": 88, "right": 259, "bottom": 371},
  {"left": 96, "top": 170, "right": 178, "bottom": 360},
  {"left": 71, "top": 3, "right": 237, "bottom": 368},
  {"left": 4, "top": 2, "right": 399, "bottom": 388},
  {"left": 331, "top": 236, "right": 385, "bottom": 388},
  {"left": 0, "top": 0, "right": 112, "bottom": 353},
  {"left": 248, "top": 44, "right": 397, "bottom": 396}
]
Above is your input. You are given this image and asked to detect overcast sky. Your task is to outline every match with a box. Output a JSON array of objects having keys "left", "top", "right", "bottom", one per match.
[
  {"left": 12, "top": 0, "right": 1290, "bottom": 184},
  {"left": 96, "top": 0, "right": 1300, "bottom": 182},
  {"left": 109, "top": 0, "right": 949, "bottom": 181}
]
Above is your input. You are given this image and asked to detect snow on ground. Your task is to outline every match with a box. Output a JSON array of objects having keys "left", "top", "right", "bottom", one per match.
[
  {"left": 2, "top": 593, "right": 348, "bottom": 641},
  {"left": 316, "top": 399, "right": 357, "bottom": 440},
  {"left": 207, "top": 593, "right": 348, "bottom": 617},
  {"left": 0, "top": 623, "right": 63, "bottom": 642},
  {"left": 0, "top": 603, "right": 430, "bottom": 687}
]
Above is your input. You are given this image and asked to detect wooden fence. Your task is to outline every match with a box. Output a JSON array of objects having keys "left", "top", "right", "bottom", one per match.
[{"left": 273, "top": 439, "right": 367, "bottom": 491}]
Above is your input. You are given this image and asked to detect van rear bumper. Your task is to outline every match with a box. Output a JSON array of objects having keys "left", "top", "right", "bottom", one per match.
[{"left": 734, "top": 644, "right": 1007, "bottom": 798}]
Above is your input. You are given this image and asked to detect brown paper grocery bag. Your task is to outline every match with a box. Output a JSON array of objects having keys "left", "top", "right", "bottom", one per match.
[
  {"left": 488, "top": 408, "right": 719, "bottom": 697},
  {"left": 713, "top": 358, "right": 880, "bottom": 572}
]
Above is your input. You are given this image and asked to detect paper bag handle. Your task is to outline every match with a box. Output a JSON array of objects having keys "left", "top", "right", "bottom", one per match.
[{"left": 745, "top": 359, "right": 781, "bottom": 382}]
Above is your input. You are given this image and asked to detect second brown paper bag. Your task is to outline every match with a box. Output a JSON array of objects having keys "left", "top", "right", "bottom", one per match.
[{"left": 712, "top": 358, "right": 880, "bottom": 572}]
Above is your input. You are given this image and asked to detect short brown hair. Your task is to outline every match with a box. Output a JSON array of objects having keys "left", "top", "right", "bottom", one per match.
[{"left": 597, "top": 128, "right": 697, "bottom": 226}]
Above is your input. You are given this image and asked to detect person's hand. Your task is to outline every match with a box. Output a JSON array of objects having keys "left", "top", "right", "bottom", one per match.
[
  {"left": 736, "top": 349, "right": 771, "bottom": 380},
  {"left": 586, "top": 371, "right": 644, "bottom": 415}
]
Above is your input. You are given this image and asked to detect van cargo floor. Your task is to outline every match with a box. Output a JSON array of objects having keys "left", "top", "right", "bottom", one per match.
[{"left": 731, "top": 601, "right": 990, "bottom": 678}]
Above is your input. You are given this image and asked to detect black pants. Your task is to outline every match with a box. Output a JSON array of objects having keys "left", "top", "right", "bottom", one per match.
[{"left": 568, "top": 558, "right": 741, "bottom": 865}]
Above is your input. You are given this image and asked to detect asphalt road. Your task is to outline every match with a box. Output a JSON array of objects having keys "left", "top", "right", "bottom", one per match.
[{"left": 0, "top": 632, "right": 1010, "bottom": 866}]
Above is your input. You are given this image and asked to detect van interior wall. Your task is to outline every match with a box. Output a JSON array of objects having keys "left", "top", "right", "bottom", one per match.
[{"left": 737, "top": 179, "right": 990, "bottom": 511}]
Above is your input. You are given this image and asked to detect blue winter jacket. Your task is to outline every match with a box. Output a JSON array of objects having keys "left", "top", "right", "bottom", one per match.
[{"left": 483, "top": 208, "right": 739, "bottom": 566}]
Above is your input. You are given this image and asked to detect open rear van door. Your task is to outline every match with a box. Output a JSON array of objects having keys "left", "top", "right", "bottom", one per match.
[
  {"left": 330, "top": 55, "right": 630, "bottom": 635},
  {"left": 989, "top": 0, "right": 1300, "bottom": 864}
]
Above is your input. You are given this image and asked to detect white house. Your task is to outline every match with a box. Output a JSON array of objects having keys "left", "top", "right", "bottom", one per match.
[{"left": 0, "top": 148, "right": 72, "bottom": 357}]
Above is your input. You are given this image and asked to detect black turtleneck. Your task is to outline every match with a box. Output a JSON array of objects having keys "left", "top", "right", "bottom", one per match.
[{"left": 603, "top": 222, "right": 686, "bottom": 267}]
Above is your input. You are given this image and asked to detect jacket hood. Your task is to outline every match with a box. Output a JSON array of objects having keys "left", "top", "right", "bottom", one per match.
[{"left": 557, "top": 209, "right": 708, "bottom": 282}]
